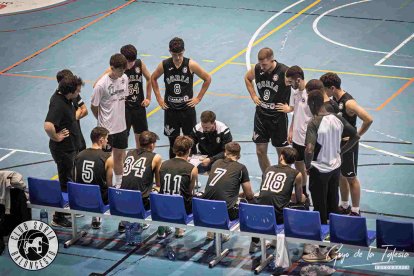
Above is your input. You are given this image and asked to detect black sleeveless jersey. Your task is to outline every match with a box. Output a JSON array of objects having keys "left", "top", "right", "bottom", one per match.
[
  {"left": 257, "top": 164, "right": 299, "bottom": 215},
  {"left": 163, "top": 57, "right": 194, "bottom": 110},
  {"left": 203, "top": 159, "right": 250, "bottom": 209},
  {"left": 336, "top": 92, "right": 357, "bottom": 128},
  {"left": 74, "top": 148, "right": 111, "bottom": 203},
  {"left": 324, "top": 98, "right": 340, "bottom": 114},
  {"left": 254, "top": 61, "right": 290, "bottom": 118},
  {"left": 159, "top": 158, "right": 194, "bottom": 203},
  {"left": 124, "top": 59, "right": 144, "bottom": 109},
  {"left": 121, "top": 149, "right": 156, "bottom": 196}
]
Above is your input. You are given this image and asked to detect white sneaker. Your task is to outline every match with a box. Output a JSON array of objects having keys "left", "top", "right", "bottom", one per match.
[{"left": 303, "top": 243, "right": 319, "bottom": 254}]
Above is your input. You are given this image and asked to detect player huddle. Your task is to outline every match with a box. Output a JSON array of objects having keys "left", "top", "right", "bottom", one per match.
[{"left": 44, "top": 38, "right": 373, "bottom": 248}]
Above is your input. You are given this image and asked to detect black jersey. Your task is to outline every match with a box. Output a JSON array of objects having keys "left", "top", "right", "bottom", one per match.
[
  {"left": 124, "top": 59, "right": 144, "bottom": 109},
  {"left": 254, "top": 61, "right": 290, "bottom": 118},
  {"left": 337, "top": 92, "right": 357, "bottom": 128},
  {"left": 257, "top": 164, "right": 299, "bottom": 215},
  {"left": 74, "top": 148, "right": 111, "bottom": 203},
  {"left": 324, "top": 98, "right": 340, "bottom": 114},
  {"left": 159, "top": 158, "right": 194, "bottom": 202},
  {"left": 121, "top": 149, "right": 156, "bottom": 196},
  {"left": 163, "top": 57, "right": 194, "bottom": 110},
  {"left": 203, "top": 159, "right": 250, "bottom": 209}
]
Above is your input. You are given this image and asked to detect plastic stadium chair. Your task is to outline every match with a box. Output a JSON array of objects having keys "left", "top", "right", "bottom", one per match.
[
  {"left": 28, "top": 177, "right": 68, "bottom": 208},
  {"left": 108, "top": 188, "right": 150, "bottom": 219},
  {"left": 67, "top": 182, "right": 109, "bottom": 213},
  {"left": 329, "top": 213, "right": 376, "bottom": 246},
  {"left": 283, "top": 208, "right": 329, "bottom": 241},
  {"left": 376, "top": 219, "right": 414, "bottom": 252},
  {"left": 192, "top": 197, "right": 238, "bottom": 230},
  {"left": 150, "top": 193, "right": 193, "bottom": 224}
]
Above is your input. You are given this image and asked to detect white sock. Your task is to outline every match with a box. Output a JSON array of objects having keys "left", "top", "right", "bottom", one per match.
[
  {"left": 114, "top": 174, "right": 122, "bottom": 186},
  {"left": 341, "top": 201, "right": 349, "bottom": 208},
  {"left": 351, "top": 207, "right": 360, "bottom": 213}
]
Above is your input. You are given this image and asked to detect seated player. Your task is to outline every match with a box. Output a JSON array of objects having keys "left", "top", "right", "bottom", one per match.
[
  {"left": 73, "top": 127, "right": 113, "bottom": 229},
  {"left": 119, "top": 131, "right": 162, "bottom": 233},
  {"left": 250, "top": 147, "right": 302, "bottom": 252},
  {"left": 202, "top": 142, "right": 254, "bottom": 240},
  {"left": 158, "top": 136, "right": 198, "bottom": 238}
]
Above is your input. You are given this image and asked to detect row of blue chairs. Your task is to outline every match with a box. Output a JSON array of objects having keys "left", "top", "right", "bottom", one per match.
[{"left": 28, "top": 177, "right": 414, "bottom": 253}]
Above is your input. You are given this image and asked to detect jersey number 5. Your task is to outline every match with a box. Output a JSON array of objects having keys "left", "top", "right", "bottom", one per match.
[
  {"left": 123, "top": 156, "right": 147, "bottom": 178},
  {"left": 208, "top": 168, "right": 227, "bottom": 186},
  {"left": 261, "top": 171, "right": 286, "bottom": 193},
  {"left": 82, "top": 160, "right": 95, "bottom": 183}
]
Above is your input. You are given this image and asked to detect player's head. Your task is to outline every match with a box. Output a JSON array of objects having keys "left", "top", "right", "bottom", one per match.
[
  {"left": 139, "top": 131, "right": 159, "bottom": 151},
  {"left": 280, "top": 147, "right": 298, "bottom": 165},
  {"left": 169, "top": 37, "right": 185, "bottom": 63},
  {"left": 109, "top": 53, "right": 127, "bottom": 78},
  {"left": 90, "top": 127, "right": 109, "bottom": 148},
  {"left": 56, "top": 69, "right": 73, "bottom": 83},
  {"left": 307, "top": 89, "right": 324, "bottom": 115},
  {"left": 257, "top": 47, "right": 274, "bottom": 72},
  {"left": 225, "top": 142, "right": 241, "bottom": 160},
  {"left": 120, "top": 44, "right": 137, "bottom": 69},
  {"left": 58, "top": 75, "right": 84, "bottom": 99},
  {"left": 320, "top": 72, "right": 341, "bottom": 97},
  {"left": 285, "top": 66, "right": 304, "bottom": 90},
  {"left": 200, "top": 110, "right": 216, "bottom": 133},
  {"left": 173, "top": 136, "right": 194, "bottom": 157},
  {"left": 305, "top": 79, "right": 324, "bottom": 92}
]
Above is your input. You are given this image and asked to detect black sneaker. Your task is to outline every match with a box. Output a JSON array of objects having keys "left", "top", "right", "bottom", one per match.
[
  {"left": 338, "top": 205, "right": 351, "bottom": 215},
  {"left": 91, "top": 217, "right": 101, "bottom": 229},
  {"left": 118, "top": 222, "right": 126, "bottom": 233},
  {"left": 51, "top": 217, "right": 72, "bottom": 228},
  {"left": 350, "top": 211, "right": 360, "bottom": 216}
]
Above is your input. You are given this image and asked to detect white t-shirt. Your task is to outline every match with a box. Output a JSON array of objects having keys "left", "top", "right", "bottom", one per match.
[
  {"left": 91, "top": 74, "right": 129, "bottom": 134},
  {"left": 289, "top": 88, "right": 313, "bottom": 146}
]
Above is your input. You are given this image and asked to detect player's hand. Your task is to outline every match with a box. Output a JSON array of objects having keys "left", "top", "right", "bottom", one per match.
[
  {"left": 141, "top": 98, "right": 151, "bottom": 107},
  {"left": 156, "top": 98, "right": 168, "bottom": 110},
  {"left": 55, "top": 128, "right": 69, "bottom": 142},
  {"left": 276, "top": 103, "right": 292, "bottom": 113},
  {"left": 288, "top": 128, "right": 293, "bottom": 144},
  {"left": 187, "top": 97, "right": 201, "bottom": 107},
  {"left": 200, "top": 157, "right": 211, "bottom": 167},
  {"left": 252, "top": 95, "right": 262, "bottom": 106}
]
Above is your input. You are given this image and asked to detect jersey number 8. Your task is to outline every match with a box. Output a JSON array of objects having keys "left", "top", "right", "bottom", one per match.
[
  {"left": 263, "top": 89, "right": 270, "bottom": 101},
  {"left": 174, "top": 83, "right": 181, "bottom": 95},
  {"left": 261, "top": 171, "right": 286, "bottom": 193}
]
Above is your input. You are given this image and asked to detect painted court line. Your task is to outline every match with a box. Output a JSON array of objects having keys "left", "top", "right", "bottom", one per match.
[
  {"left": 0, "top": 0, "right": 136, "bottom": 74},
  {"left": 0, "top": 150, "right": 17, "bottom": 162},
  {"left": 375, "top": 32, "right": 414, "bottom": 69},
  {"left": 376, "top": 77, "right": 414, "bottom": 111},
  {"left": 359, "top": 142, "right": 414, "bottom": 162},
  {"left": 0, "top": 147, "right": 50, "bottom": 155}
]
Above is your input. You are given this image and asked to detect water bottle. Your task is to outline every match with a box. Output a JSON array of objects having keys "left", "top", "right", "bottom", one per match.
[{"left": 40, "top": 209, "right": 48, "bottom": 224}]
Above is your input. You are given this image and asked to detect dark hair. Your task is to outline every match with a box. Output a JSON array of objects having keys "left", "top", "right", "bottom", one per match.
[
  {"left": 225, "top": 142, "right": 241, "bottom": 159},
  {"left": 286, "top": 65, "right": 304, "bottom": 80},
  {"left": 56, "top": 69, "right": 73, "bottom": 83},
  {"left": 139, "top": 131, "right": 159, "bottom": 148},
  {"left": 307, "top": 90, "right": 324, "bottom": 115},
  {"left": 200, "top": 110, "right": 216, "bottom": 124},
  {"left": 173, "top": 136, "right": 193, "bottom": 157},
  {"left": 120, "top": 44, "right": 137, "bottom": 62},
  {"left": 58, "top": 75, "right": 84, "bottom": 95},
  {"left": 110, "top": 53, "right": 127, "bottom": 69},
  {"left": 305, "top": 79, "right": 324, "bottom": 92},
  {"left": 90, "top": 127, "right": 109, "bottom": 143},
  {"left": 169, "top": 37, "right": 185, "bottom": 53},
  {"left": 258, "top": 47, "right": 274, "bottom": 61},
  {"left": 280, "top": 148, "right": 298, "bottom": 164},
  {"left": 320, "top": 72, "right": 341, "bottom": 89}
]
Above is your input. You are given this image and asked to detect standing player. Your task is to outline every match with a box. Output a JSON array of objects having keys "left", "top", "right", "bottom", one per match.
[
  {"left": 91, "top": 54, "right": 128, "bottom": 187},
  {"left": 159, "top": 136, "right": 198, "bottom": 238},
  {"left": 244, "top": 47, "right": 291, "bottom": 173},
  {"left": 202, "top": 142, "right": 254, "bottom": 240},
  {"left": 73, "top": 127, "right": 113, "bottom": 229},
  {"left": 151, "top": 37, "right": 212, "bottom": 159},
  {"left": 305, "top": 79, "right": 339, "bottom": 113},
  {"left": 285, "top": 66, "right": 311, "bottom": 198},
  {"left": 320, "top": 73, "right": 373, "bottom": 216}
]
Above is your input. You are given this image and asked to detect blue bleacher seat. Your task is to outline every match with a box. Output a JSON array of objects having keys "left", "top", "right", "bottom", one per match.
[
  {"left": 192, "top": 198, "right": 238, "bottom": 230},
  {"left": 376, "top": 219, "right": 414, "bottom": 252},
  {"left": 329, "top": 213, "right": 376, "bottom": 246},
  {"left": 239, "top": 202, "right": 284, "bottom": 235},
  {"left": 283, "top": 208, "right": 329, "bottom": 241},
  {"left": 28, "top": 177, "right": 68, "bottom": 208},
  {"left": 108, "top": 188, "right": 150, "bottom": 219},
  {"left": 67, "top": 182, "right": 109, "bottom": 213},
  {"left": 150, "top": 193, "right": 193, "bottom": 224}
]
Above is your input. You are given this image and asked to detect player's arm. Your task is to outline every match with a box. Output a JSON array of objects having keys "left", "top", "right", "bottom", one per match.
[
  {"left": 304, "top": 121, "right": 317, "bottom": 170},
  {"left": 105, "top": 156, "right": 114, "bottom": 187},
  {"left": 93, "top": 67, "right": 111, "bottom": 88},
  {"left": 141, "top": 61, "right": 152, "bottom": 107},
  {"left": 241, "top": 181, "right": 255, "bottom": 202},
  {"left": 276, "top": 87, "right": 294, "bottom": 113},
  {"left": 44, "top": 103, "right": 69, "bottom": 142},
  {"left": 288, "top": 114, "right": 294, "bottom": 144},
  {"left": 294, "top": 172, "right": 303, "bottom": 203},
  {"left": 90, "top": 84, "right": 102, "bottom": 119},
  {"left": 340, "top": 117, "right": 360, "bottom": 155},
  {"left": 152, "top": 154, "right": 162, "bottom": 186},
  {"left": 189, "top": 166, "right": 199, "bottom": 194},
  {"left": 187, "top": 60, "right": 211, "bottom": 107},
  {"left": 244, "top": 67, "right": 261, "bottom": 105},
  {"left": 150, "top": 62, "right": 168, "bottom": 109},
  {"left": 76, "top": 104, "right": 88, "bottom": 120},
  {"left": 346, "top": 100, "right": 373, "bottom": 137},
  {"left": 210, "top": 128, "right": 232, "bottom": 163}
]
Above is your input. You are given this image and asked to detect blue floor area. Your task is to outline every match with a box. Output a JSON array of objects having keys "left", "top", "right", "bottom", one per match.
[{"left": 0, "top": 0, "right": 413, "bottom": 274}]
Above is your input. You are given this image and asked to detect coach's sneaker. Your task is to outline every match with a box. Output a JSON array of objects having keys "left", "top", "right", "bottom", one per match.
[
  {"left": 338, "top": 205, "right": 351, "bottom": 215},
  {"left": 91, "top": 217, "right": 101, "bottom": 229},
  {"left": 302, "top": 248, "right": 331, "bottom": 263},
  {"left": 51, "top": 217, "right": 72, "bottom": 228},
  {"left": 303, "top": 243, "right": 319, "bottom": 255}
]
